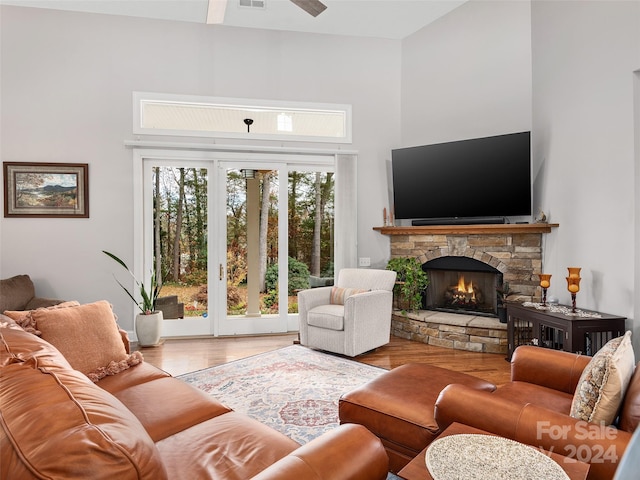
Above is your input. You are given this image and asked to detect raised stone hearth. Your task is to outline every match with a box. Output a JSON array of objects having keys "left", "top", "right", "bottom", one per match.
[
  {"left": 376, "top": 224, "right": 558, "bottom": 354},
  {"left": 391, "top": 310, "right": 507, "bottom": 354}
]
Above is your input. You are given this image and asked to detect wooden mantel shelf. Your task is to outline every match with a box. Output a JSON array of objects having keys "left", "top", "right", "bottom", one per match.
[{"left": 373, "top": 223, "right": 559, "bottom": 235}]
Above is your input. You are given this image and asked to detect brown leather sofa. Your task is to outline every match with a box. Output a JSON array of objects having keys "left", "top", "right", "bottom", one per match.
[
  {"left": 0, "top": 315, "right": 389, "bottom": 479},
  {"left": 434, "top": 346, "right": 640, "bottom": 480}
]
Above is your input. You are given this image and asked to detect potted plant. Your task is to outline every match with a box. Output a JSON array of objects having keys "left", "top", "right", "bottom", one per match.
[
  {"left": 103, "top": 250, "right": 163, "bottom": 346},
  {"left": 386, "top": 257, "right": 429, "bottom": 314},
  {"left": 496, "top": 281, "right": 519, "bottom": 323}
]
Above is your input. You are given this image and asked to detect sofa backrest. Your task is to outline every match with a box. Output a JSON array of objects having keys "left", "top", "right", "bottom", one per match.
[
  {"left": 618, "top": 362, "right": 640, "bottom": 432},
  {"left": 0, "top": 274, "right": 35, "bottom": 311},
  {"left": 0, "top": 321, "right": 168, "bottom": 479}
]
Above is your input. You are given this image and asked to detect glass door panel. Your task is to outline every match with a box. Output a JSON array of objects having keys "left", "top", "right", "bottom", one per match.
[
  {"left": 287, "top": 170, "right": 335, "bottom": 303},
  {"left": 149, "top": 164, "right": 213, "bottom": 337},
  {"left": 219, "top": 165, "right": 287, "bottom": 335},
  {"left": 226, "top": 168, "right": 279, "bottom": 317}
]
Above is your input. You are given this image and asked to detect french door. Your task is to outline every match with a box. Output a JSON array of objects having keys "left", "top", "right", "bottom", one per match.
[
  {"left": 136, "top": 148, "right": 343, "bottom": 337},
  {"left": 141, "top": 156, "right": 217, "bottom": 337},
  {"left": 216, "top": 161, "right": 289, "bottom": 335}
]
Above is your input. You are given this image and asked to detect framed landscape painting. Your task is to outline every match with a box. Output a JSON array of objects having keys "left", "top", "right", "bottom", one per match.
[{"left": 3, "top": 162, "right": 89, "bottom": 218}]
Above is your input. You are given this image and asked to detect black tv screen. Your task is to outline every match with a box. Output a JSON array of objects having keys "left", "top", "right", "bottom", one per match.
[{"left": 391, "top": 132, "right": 531, "bottom": 223}]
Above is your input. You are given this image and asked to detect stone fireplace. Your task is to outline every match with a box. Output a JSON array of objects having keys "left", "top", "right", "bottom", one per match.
[
  {"left": 375, "top": 223, "right": 558, "bottom": 354},
  {"left": 423, "top": 256, "right": 502, "bottom": 317}
]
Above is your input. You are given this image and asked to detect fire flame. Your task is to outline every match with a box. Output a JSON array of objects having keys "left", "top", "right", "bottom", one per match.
[{"left": 456, "top": 276, "right": 476, "bottom": 300}]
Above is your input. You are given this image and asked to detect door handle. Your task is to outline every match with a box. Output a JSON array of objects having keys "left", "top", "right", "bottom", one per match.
[{"left": 219, "top": 264, "right": 224, "bottom": 281}]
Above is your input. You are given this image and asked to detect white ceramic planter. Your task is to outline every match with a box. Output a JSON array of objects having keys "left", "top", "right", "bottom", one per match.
[{"left": 135, "top": 311, "right": 163, "bottom": 347}]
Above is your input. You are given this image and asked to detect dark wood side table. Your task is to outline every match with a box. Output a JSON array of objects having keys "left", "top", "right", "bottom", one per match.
[
  {"left": 398, "top": 422, "right": 590, "bottom": 480},
  {"left": 506, "top": 302, "right": 626, "bottom": 361}
]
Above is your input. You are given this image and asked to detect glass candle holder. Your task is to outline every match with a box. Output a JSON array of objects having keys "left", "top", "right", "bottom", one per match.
[
  {"left": 566, "top": 267, "right": 581, "bottom": 313},
  {"left": 539, "top": 274, "right": 552, "bottom": 307}
]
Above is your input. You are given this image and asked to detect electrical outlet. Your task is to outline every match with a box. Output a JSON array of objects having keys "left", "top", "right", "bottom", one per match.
[{"left": 358, "top": 257, "right": 371, "bottom": 267}]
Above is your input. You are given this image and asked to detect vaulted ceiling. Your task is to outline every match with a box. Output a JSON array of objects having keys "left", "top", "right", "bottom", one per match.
[{"left": 0, "top": 0, "right": 466, "bottom": 39}]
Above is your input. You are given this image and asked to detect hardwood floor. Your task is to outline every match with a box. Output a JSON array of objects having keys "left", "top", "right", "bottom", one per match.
[{"left": 136, "top": 334, "right": 512, "bottom": 385}]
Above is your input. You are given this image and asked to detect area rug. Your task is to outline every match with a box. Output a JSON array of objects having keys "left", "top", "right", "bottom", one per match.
[{"left": 177, "top": 344, "right": 386, "bottom": 445}]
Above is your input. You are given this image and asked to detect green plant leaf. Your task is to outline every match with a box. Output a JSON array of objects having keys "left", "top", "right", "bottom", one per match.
[
  {"left": 103, "top": 250, "right": 162, "bottom": 315},
  {"left": 386, "top": 257, "right": 429, "bottom": 312},
  {"left": 102, "top": 250, "right": 131, "bottom": 272}
]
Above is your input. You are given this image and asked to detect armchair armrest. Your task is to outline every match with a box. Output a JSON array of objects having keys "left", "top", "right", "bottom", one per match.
[
  {"left": 344, "top": 290, "right": 393, "bottom": 319},
  {"left": 435, "top": 384, "right": 632, "bottom": 480},
  {"left": 297, "top": 286, "right": 333, "bottom": 313},
  {"left": 249, "top": 424, "right": 389, "bottom": 480},
  {"left": 434, "top": 383, "right": 525, "bottom": 439},
  {"left": 343, "top": 290, "right": 393, "bottom": 332},
  {"left": 511, "top": 346, "right": 591, "bottom": 394},
  {"left": 297, "top": 287, "right": 333, "bottom": 346},
  {"left": 343, "top": 290, "right": 393, "bottom": 354}
]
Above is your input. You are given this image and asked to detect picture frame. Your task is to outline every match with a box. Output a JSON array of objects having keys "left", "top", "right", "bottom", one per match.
[{"left": 3, "top": 162, "right": 89, "bottom": 218}]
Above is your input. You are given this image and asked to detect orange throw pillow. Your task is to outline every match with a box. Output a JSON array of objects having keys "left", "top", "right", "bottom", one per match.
[
  {"left": 3, "top": 301, "right": 80, "bottom": 335},
  {"left": 32, "top": 300, "right": 142, "bottom": 382}
]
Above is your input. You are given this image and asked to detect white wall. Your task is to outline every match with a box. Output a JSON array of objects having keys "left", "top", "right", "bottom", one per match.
[
  {"left": 0, "top": 5, "right": 401, "bottom": 330},
  {"left": 531, "top": 0, "right": 639, "bottom": 336},
  {"left": 400, "top": 0, "right": 532, "bottom": 148},
  {"left": 397, "top": 0, "right": 532, "bottom": 227}
]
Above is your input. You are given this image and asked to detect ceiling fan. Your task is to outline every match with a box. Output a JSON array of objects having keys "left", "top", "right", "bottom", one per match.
[
  {"left": 289, "top": 0, "right": 327, "bottom": 17},
  {"left": 207, "top": 0, "right": 327, "bottom": 24}
]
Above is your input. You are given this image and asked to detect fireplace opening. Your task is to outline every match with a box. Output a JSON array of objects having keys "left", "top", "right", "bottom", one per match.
[{"left": 423, "top": 257, "right": 502, "bottom": 317}]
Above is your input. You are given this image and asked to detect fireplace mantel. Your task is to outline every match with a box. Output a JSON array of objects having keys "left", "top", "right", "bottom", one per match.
[{"left": 373, "top": 223, "right": 559, "bottom": 236}]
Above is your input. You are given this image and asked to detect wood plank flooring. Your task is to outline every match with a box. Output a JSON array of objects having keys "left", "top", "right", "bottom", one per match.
[{"left": 136, "top": 334, "right": 512, "bottom": 385}]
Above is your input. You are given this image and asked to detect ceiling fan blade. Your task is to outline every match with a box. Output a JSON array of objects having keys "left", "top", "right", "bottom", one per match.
[{"left": 290, "top": 0, "right": 327, "bottom": 17}]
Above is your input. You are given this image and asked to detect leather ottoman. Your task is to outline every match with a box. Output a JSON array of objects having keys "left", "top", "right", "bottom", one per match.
[{"left": 338, "top": 363, "right": 496, "bottom": 473}]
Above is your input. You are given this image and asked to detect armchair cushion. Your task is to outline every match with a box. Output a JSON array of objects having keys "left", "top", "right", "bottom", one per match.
[
  {"left": 33, "top": 300, "right": 143, "bottom": 382},
  {"left": 307, "top": 304, "right": 345, "bottom": 331},
  {"left": 330, "top": 287, "right": 367, "bottom": 305},
  {"left": 570, "top": 331, "right": 635, "bottom": 425}
]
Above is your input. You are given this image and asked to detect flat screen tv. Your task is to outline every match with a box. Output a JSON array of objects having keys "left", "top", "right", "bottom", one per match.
[{"left": 391, "top": 131, "right": 531, "bottom": 225}]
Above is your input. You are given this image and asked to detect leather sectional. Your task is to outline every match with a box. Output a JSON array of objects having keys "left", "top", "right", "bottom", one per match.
[{"left": 0, "top": 314, "right": 388, "bottom": 479}]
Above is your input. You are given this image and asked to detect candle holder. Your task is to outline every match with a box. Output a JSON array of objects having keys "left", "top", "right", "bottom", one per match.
[
  {"left": 566, "top": 267, "right": 581, "bottom": 314},
  {"left": 538, "top": 274, "right": 552, "bottom": 307}
]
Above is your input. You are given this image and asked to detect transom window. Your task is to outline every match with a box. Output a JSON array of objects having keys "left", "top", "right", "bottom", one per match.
[{"left": 134, "top": 92, "right": 352, "bottom": 143}]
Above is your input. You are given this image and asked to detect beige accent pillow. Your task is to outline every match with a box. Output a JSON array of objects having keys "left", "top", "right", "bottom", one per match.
[
  {"left": 3, "top": 301, "right": 80, "bottom": 335},
  {"left": 570, "top": 331, "right": 635, "bottom": 425},
  {"left": 32, "top": 300, "right": 142, "bottom": 382},
  {"left": 330, "top": 287, "right": 368, "bottom": 305}
]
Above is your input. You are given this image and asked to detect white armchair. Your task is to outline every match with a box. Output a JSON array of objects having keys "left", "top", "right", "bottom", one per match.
[{"left": 297, "top": 268, "right": 397, "bottom": 357}]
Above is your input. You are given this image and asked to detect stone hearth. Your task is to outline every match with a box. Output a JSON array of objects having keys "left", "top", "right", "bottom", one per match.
[
  {"left": 391, "top": 310, "right": 507, "bottom": 354},
  {"left": 376, "top": 224, "right": 558, "bottom": 354}
]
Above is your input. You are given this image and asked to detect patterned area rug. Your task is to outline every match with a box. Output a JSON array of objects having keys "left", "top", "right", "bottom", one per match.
[{"left": 178, "top": 344, "right": 385, "bottom": 445}]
